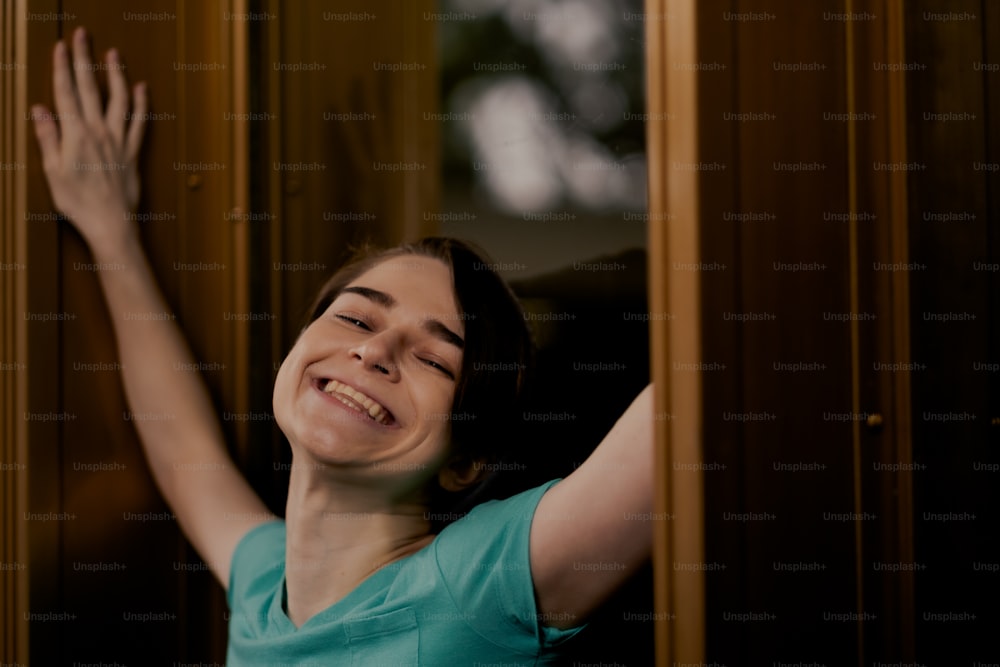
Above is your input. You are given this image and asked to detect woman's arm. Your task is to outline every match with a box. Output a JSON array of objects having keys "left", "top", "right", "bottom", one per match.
[
  {"left": 32, "top": 28, "right": 274, "bottom": 588},
  {"left": 529, "top": 383, "right": 654, "bottom": 628}
]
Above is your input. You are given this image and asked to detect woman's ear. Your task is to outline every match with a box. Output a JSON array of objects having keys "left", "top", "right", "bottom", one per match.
[{"left": 438, "top": 455, "right": 487, "bottom": 492}]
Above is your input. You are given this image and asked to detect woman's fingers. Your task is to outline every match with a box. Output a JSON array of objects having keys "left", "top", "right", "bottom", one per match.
[
  {"left": 125, "top": 82, "right": 147, "bottom": 162},
  {"left": 34, "top": 28, "right": 147, "bottom": 232},
  {"left": 105, "top": 49, "right": 128, "bottom": 146},
  {"left": 71, "top": 28, "right": 105, "bottom": 129},
  {"left": 31, "top": 105, "right": 61, "bottom": 173},
  {"left": 52, "top": 40, "right": 81, "bottom": 140}
]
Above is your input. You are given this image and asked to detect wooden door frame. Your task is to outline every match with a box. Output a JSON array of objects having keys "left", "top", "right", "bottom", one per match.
[
  {"left": 645, "top": 0, "right": 706, "bottom": 664},
  {"left": 2, "top": 1, "right": 48, "bottom": 662}
]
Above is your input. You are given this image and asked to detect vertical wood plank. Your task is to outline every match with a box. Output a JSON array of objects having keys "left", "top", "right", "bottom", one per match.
[
  {"left": 903, "top": 0, "right": 999, "bottom": 662},
  {"left": 647, "top": 0, "right": 707, "bottom": 663},
  {"left": 698, "top": 2, "right": 859, "bottom": 663},
  {"left": 12, "top": 1, "right": 248, "bottom": 661},
  {"left": 851, "top": 0, "right": 916, "bottom": 661},
  {"left": 1, "top": 1, "right": 54, "bottom": 663},
  {"left": 7, "top": 0, "right": 64, "bottom": 662}
]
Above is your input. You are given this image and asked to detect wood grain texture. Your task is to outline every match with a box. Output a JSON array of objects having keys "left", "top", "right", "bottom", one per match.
[
  {"left": 647, "top": 0, "right": 707, "bottom": 663},
  {"left": 9, "top": 2, "right": 441, "bottom": 663}
]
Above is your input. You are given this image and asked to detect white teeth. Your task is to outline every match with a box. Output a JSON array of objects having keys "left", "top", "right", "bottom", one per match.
[{"left": 323, "top": 380, "right": 390, "bottom": 425}]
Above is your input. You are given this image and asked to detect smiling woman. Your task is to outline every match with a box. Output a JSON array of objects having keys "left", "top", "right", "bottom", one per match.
[
  {"left": 298, "top": 239, "right": 535, "bottom": 493},
  {"left": 29, "top": 26, "right": 653, "bottom": 666}
]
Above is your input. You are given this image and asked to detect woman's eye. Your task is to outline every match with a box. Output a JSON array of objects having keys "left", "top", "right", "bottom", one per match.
[
  {"left": 422, "top": 358, "right": 455, "bottom": 379},
  {"left": 335, "top": 314, "right": 371, "bottom": 330}
]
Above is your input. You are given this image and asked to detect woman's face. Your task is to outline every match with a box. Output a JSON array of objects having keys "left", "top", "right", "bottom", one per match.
[{"left": 273, "top": 255, "right": 466, "bottom": 496}]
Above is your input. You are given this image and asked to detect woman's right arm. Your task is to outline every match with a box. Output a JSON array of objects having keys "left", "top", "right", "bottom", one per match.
[{"left": 32, "top": 28, "right": 275, "bottom": 589}]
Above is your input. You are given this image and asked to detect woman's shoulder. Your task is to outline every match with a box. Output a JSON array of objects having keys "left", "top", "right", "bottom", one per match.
[{"left": 436, "top": 478, "right": 562, "bottom": 538}]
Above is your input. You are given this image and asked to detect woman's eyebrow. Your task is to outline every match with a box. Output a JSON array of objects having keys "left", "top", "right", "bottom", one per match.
[
  {"left": 341, "top": 285, "right": 465, "bottom": 350},
  {"left": 342, "top": 285, "right": 396, "bottom": 308},
  {"left": 424, "top": 319, "right": 465, "bottom": 351}
]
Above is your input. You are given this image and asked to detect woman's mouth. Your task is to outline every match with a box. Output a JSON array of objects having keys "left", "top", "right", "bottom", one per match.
[{"left": 317, "top": 379, "right": 396, "bottom": 427}]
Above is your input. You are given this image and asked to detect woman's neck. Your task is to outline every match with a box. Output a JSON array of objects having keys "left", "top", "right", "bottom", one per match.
[{"left": 281, "top": 456, "right": 435, "bottom": 628}]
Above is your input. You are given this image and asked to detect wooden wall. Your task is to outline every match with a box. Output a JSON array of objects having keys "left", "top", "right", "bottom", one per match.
[
  {"left": 16, "top": 1, "right": 249, "bottom": 663},
  {"left": 5, "top": 0, "right": 997, "bottom": 664},
  {"left": 647, "top": 0, "right": 998, "bottom": 664},
  {"left": 4, "top": 1, "right": 437, "bottom": 664},
  {"left": 903, "top": 1, "right": 999, "bottom": 663}
]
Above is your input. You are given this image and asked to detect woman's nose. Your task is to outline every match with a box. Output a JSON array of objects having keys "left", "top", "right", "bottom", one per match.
[{"left": 349, "top": 333, "right": 402, "bottom": 379}]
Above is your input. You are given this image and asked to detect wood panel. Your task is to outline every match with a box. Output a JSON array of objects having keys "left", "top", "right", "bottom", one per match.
[
  {"left": 646, "top": 1, "right": 929, "bottom": 664},
  {"left": 648, "top": 0, "right": 996, "bottom": 664},
  {"left": 646, "top": 0, "right": 707, "bottom": 663},
  {"left": 903, "top": 1, "right": 1000, "bottom": 663},
  {"left": 14, "top": 0, "right": 248, "bottom": 663},
  {"left": 2, "top": 1, "right": 51, "bottom": 664},
  {"left": 852, "top": 0, "right": 916, "bottom": 661},
  {"left": 6, "top": 2, "right": 440, "bottom": 663},
  {"left": 700, "top": 2, "right": 859, "bottom": 664}
]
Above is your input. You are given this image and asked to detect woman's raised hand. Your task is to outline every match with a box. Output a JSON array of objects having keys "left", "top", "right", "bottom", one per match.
[{"left": 31, "top": 27, "right": 147, "bottom": 255}]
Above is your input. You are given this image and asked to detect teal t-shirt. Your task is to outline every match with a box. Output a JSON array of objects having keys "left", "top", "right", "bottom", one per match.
[{"left": 225, "top": 479, "right": 585, "bottom": 665}]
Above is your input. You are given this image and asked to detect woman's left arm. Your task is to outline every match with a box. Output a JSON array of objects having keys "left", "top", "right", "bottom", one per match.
[{"left": 529, "top": 383, "right": 655, "bottom": 629}]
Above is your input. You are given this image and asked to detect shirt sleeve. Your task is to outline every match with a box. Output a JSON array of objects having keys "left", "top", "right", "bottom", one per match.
[
  {"left": 432, "top": 479, "right": 586, "bottom": 655},
  {"left": 227, "top": 520, "right": 286, "bottom": 609}
]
